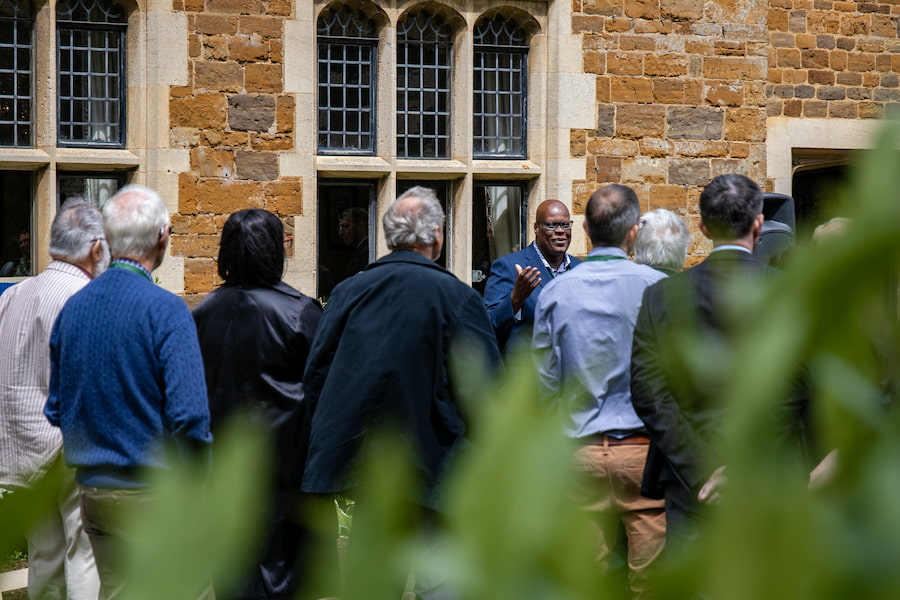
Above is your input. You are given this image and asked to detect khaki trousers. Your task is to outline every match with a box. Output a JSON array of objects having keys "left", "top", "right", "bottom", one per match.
[{"left": 573, "top": 441, "right": 666, "bottom": 599}]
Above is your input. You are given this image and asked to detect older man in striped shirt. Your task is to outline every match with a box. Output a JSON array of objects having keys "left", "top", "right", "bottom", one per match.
[{"left": 0, "top": 201, "right": 109, "bottom": 600}]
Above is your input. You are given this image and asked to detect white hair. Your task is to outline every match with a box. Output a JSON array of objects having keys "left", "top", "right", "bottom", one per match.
[
  {"left": 634, "top": 209, "right": 690, "bottom": 272},
  {"left": 102, "top": 185, "right": 170, "bottom": 259},
  {"left": 49, "top": 201, "right": 105, "bottom": 263},
  {"left": 383, "top": 186, "right": 444, "bottom": 250}
]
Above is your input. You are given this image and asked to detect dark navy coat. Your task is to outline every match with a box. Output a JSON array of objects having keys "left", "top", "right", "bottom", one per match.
[{"left": 301, "top": 250, "right": 501, "bottom": 510}]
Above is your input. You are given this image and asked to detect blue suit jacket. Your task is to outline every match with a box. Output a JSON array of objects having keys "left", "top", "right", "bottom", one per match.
[{"left": 483, "top": 243, "right": 581, "bottom": 355}]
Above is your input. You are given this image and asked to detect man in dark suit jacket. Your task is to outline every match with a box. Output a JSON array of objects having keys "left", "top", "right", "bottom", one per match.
[
  {"left": 630, "top": 174, "right": 808, "bottom": 546},
  {"left": 483, "top": 199, "right": 581, "bottom": 358},
  {"left": 302, "top": 187, "right": 500, "bottom": 599}
]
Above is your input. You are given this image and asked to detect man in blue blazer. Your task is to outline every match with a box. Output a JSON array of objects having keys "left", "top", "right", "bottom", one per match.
[{"left": 483, "top": 199, "right": 582, "bottom": 358}]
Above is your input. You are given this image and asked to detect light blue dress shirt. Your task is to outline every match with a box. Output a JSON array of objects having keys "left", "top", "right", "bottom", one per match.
[{"left": 533, "top": 246, "right": 667, "bottom": 438}]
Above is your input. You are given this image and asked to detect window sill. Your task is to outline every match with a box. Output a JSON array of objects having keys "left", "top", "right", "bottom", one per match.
[
  {"left": 0, "top": 149, "right": 52, "bottom": 169},
  {"left": 54, "top": 148, "right": 141, "bottom": 170},
  {"left": 472, "top": 159, "right": 541, "bottom": 178}
]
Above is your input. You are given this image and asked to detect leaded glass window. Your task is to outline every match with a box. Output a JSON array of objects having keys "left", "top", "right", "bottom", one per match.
[
  {"left": 317, "top": 3, "right": 378, "bottom": 154},
  {"left": 397, "top": 7, "right": 452, "bottom": 159},
  {"left": 473, "top": 14, "right": 527, "bottom": 158},
  {"left": 56, "top": 0, "right": 126, "bottom": 147},
  {"left": 0, "top": 0, "right": 32, "bottom": 147}
]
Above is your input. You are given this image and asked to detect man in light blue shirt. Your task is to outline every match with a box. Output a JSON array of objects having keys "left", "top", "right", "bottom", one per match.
[{"left": 533, "top": 184, "right": 667, "bottom": 599}]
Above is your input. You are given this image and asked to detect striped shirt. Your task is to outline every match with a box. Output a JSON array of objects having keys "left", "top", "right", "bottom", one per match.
[{"left": 0, "top": 261, "right": 91, "bottom": 488}]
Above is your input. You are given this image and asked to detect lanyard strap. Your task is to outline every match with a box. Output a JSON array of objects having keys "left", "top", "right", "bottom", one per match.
[{"left": 584, "top": 255, "right": 627, "bottom": 262}]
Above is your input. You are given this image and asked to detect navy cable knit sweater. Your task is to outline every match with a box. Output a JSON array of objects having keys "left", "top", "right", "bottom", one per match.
[{"left": 45, "top": 267, "right": 212, "bottom": 488}]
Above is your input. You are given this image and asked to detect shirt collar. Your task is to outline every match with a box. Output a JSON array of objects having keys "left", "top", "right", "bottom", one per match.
[
  {"left": 532, "top": 242, "right": 572, "bottom": 276},
  {"left": 711, "top": 244, "right": 752, "bottom": 254}
]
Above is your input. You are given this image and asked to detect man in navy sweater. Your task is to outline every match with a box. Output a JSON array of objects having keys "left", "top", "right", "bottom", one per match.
[{"left": 45, "top": 185, "right": 212, "bottom": 600}]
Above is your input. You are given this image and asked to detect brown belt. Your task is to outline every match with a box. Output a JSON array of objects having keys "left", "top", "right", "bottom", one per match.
[{"left": 580, "top": 433, "right": 651, "bottom": 446}]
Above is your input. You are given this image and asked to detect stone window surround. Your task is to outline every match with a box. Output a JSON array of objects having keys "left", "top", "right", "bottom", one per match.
[
  {"left": 0, "top": 0, "right": 188, "bottom": 292},
  {"left": 286, "top": 0, "right": 593, "bottom": 290}
]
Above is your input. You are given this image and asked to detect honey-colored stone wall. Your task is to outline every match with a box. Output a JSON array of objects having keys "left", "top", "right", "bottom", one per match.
[
  {"left": 169, "top": 0, "right": 301, "bottom": 302},
  {"left": 766, "top": 0, "right": 900, "bottom": 121}
]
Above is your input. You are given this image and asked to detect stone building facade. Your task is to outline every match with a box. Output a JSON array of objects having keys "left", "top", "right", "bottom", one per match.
[{"left": 0, "top": 0, "right": 897, "bottom": 299}]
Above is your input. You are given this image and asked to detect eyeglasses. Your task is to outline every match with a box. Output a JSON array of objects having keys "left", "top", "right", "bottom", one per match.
[
  {"left": 89, "top": 237, "right": 106, "bottom": 244},
  {"left": 539, "top": 221, "right": 573, "bottom": 232},
  {"left": 283, "top": 235, "right": 293, "bottom": 249}
]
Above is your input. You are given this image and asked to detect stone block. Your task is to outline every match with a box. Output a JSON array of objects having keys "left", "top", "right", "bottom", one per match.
[
  {"left": 197, "top": 179, "right": 266, "bottom": 213},
  {"left": 571, "top": 130, "right": 587, "bottom": 157},
  {"left": 572, "top": 15, "right": 607, "bottom": 31},
  {"left": 796, "top": 33, "right": 816, "bottom": 49},
  {"left": 871, "top": 15, "right": 898, "bottom": 37},
  {"left": 625, "top": 0, "right": 659, "bottom": 19},
  {"left": 265, "top": 179, "right": 304, "bottom": 215},
  {"left": 702, "top": 56, "right": 766, "bottom": 80},
  {"left": 836, "top": 37, "right": 855, "bottom": 50},
  {"left": 830, "top": 49, "right": 848, "bottom": 71},
  {"left": 710, "top": 158, "right": 748, "bottom": 178},
  {"left": 645, "top": 53, "right": 688, "bottom": 77},
  {"left": 188, "top": 214, "right": 220, "bottom": 235},
  {"left": 202, "top": 36, "right": 229, "bottom": 61},
  {"left": 828, "top": 101, "right": 858, "bottom": 118},
  {"left": 276, "top": 95, "right": 294, "bottom": 134},
  {"left": 660, "top": 0, "right": 702, "bottom": 21},
  {"left": 783, "top": 98, "right": 802, "bottom": 117},
  {"left": 239, "top": 15, "right": 283, "bottom": 38},
  {"left": 192, "top": 14, "right": 238, "bottom": 35},
  {"left": 668, "top": 159, "right": 709, "bottom": 186},
  {"left": 622, "top": 157, "right": 666, "bottom": 184},
  {"left": 773, "top": 84, "right": 793, "bottom": 98},
  {"left": 235, "top": 151, "right": 279, "bottom": 180},
  {"left": 684, "top": 80, "right": 704, "bottom": 104},
  {"left": 770, "top": 31, "right": 795, "bottom": 47},
  {"left": 714, "top": 40, "right": 745, "bottom": 56},
  {"left": 808, "top": 70, "right": 835, "bottom": 85},
  {"left": 584, "top": 51, "right": 605, "bottom": 74},
  {"left": 250, "top": 133, "right": 293, "bottom": 151},
  {"left": 817, "top": 86, "right": 846, "bottom": 100},
  {"left": 608, "top": 53, "right": 643, "bottom": 76},
  {"left": 596, "top": 76, "right": 611, "bottom": 103},
  {"left": 731, "top": 142, "right": 750, "bottom": 158},
  {"left": 859, "top": 102, "right": 884, "bottom": 119},
  {"left": 840, "top": 15, "right": 868, "bottom": 36},
  {"left": 705, "top": 82, "right": 744, "bottom": 106},
  {"left": 194, "top": 61, "right": 243, "bottom": 92},
  {"left": 171, "top": 234, "right": 219, "bottom": 259},
  {"left": 229, "top": 35, "right": 269, "bottom": 62},
  {"left": 587, "top": 138, "right": 640, "bottom": 157},
  {"left": 802, "top": 99, "right": 828, "bottom": 117},
  {"left": 246, "top": 63, "right": 283, "bottom": 93},
  {"left": 877, "top": 55, "right": 893, "bottom": 73},
  {"left": 653, "top": 79, "right": 684, "bottom": 104},
  {"left": 179, "top": 173, "right": 199, "bottom": 215},
  {"left": 266, "top": 0, "right": 291, "bottom": 15},
  {"left": 171, "top": 127, "right": 200, "bottom": 148},
  {"left": 789, "top": 10, "right": 807, "bottom": 33},
  {"left": 777, "top": 48, "right": 801, "bottom": 68},
  {"left": 207, "top": 0, "right": 263, "bottom": 14},
  {"left": 672, "top": 140, "right": 728, "bottom": 157},
  {"left": 183, "top": 258, "right": 217, "bottom": 295},
  {"left": 882, "top": 73, "right": 900, "bottom": 88},
  {"left": 795, "top": 85, "right": 815, "bottom": 98},
  {"left": 666, "top": 107, "right": 724, "bottom": 140},
  {"left": 616, "top": 104, "right": 665, "bottom": 138},
  {"left": 847, "top": 53, "right": 876, "bottom": 72},
  {"left": 857, "top": 38, "right": 884, "bottom": 53},
  {"left": 847, "top": 87, "right": 871, "bottom": 100},
  {"left": 610, "top": 76, "right": 653, "bottom": 103},
  {"left": 592, "top": 157, "right": 622, "bottom": 181},
  {"left": 189, "top": 35, "right": 201, "bottom": 58},
  {"left": 800, "top": 49, "right": 829, "bottom": 69},
  {"left": 639, "top": 138, "right": 673, "bottom": 157},
  {"left": 766, "top": 99, "right": 784, "bottom": 116},
  {"left": 724, "top": 108, "right": 765, "bottom": 142},
  {"left": 768, "top": 8, "right": 789, "bottom": 32},
  {"left": 648, "top": 184, "right": 686, "bottom": 210},
  {"left": 170, "top": 93, "right": 228, "bottom": 129},
  {"left": 597, "top": 104, "right": 616, "bottom": 137},
  {"left": 605, "top": 17, "right": 631, "bottom": 32},
  {"left": 228, "top": 94, "right": 276, "bottom": 131},
  {"left": 191, "top": 147, "right": 235, "bottom": 178}
]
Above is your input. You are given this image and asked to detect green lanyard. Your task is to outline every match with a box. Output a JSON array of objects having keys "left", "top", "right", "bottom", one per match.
[
  {"left": 110, "top": 260, "right": 152, "bottom": 282},
  {"left": 584, "top": 255, "right": 627, "bottom": 262}
]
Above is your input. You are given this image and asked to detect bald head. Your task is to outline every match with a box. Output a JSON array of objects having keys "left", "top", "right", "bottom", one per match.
[{"left": 533, "top": 199, "right": 573, "bottom": 263}]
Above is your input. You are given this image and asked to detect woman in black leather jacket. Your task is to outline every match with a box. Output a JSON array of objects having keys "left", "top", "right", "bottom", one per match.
[{"left": 193, "top": 209, "right": 323, "bottom": 600}]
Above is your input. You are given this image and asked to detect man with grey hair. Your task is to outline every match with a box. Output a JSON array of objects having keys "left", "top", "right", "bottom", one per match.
[
  {"left": 0, "top": 201, "right": 107, "bottom": 600},
  {"left": 302, "top": 186, "right": 500, "bottom": 599},
  {"left": 533, "top": 184, "right": 667, "bottom": 598},
  {"left": 634, "top": 209, "right": 691, "bottom": 275},
  {"left": 45, "top": 185, "right": 211, "bottom": 599}
]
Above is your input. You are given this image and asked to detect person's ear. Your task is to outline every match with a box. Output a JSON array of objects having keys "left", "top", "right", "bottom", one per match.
[
  {"left": 625, "top": 223, "right": 639, "bottom": 252},
  {"left": 699, "top": 219, "right": 712, "bottom": 240},
  {"left": 158, "top": 224, "right": 171, "bottom": 250},
  {"left": 91, "top": 239, "right": 104, "bottom": 264}
]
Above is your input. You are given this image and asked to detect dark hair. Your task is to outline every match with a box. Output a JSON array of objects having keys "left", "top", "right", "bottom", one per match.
[
  {"left": 217, "top": 209, "right": 284, "bottom": 286},
  {"left": 340, "top": 207, "right": 368, "bottom": 224},
  {"left": 585, "top": 184, "right": 641, "bottom": 246},
  {"left": 699, "top": 174, "right": 764, "bottom": 240}
]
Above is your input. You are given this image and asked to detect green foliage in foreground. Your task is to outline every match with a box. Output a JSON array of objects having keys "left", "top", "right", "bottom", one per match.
[{"left": 3, "top": 122, "right": 900, "bottom": 599}]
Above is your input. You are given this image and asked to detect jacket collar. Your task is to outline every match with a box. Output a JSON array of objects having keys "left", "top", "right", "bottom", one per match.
[{"left": 367, "top": 248, "right": 452, "bottom": 274}]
